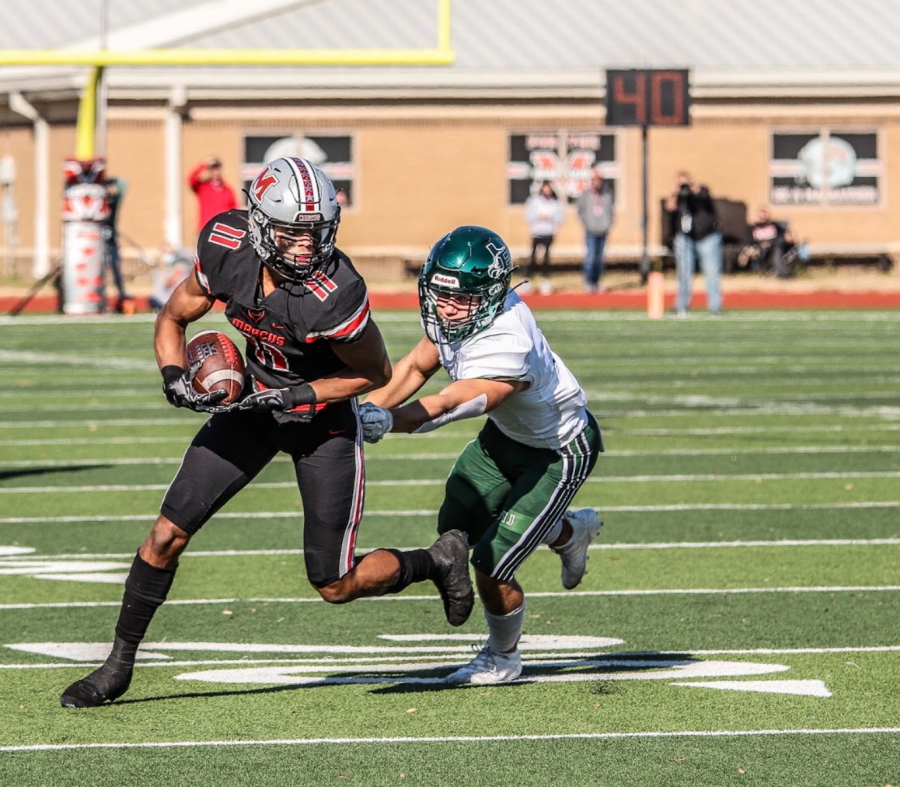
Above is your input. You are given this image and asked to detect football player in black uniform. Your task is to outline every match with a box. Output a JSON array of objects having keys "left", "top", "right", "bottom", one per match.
[{"left": 61, "top": 157, "right": 473, "bottom": 708}]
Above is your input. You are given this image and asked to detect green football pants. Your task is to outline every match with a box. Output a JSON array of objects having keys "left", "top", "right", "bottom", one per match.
[{"left": 438, "top": 412, "right": 602, "bottom": 580}]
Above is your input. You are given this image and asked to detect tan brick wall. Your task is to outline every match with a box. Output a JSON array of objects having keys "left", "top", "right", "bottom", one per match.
[{"left": 3, "top": 100, "right": 897, "bottom": 279}]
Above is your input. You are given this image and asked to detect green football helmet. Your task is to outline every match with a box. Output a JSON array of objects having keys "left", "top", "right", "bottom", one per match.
[{"left": 419, "top": 225, "right": 514, "bottom": 344}]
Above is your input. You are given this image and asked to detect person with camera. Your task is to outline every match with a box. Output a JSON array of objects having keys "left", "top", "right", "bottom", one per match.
[
  {"left": 665, "top": 171, "right": 723, "bottom": 316},
  {"left": 187, "top": 156, "right": 237, "bottom": 236}
]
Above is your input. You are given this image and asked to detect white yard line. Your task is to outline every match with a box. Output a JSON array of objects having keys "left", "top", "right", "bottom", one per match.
[
  {"left": 3, "top": 404, "right": 900, "bottom": 427},
  {"left": 2, "top": 727, "right": 900, "bottom": 752},
  {"left": 3, "top": 585, "right": 900, "bottom": 611},
  {"left": 3, "top": 471, "right": 900, "bottom": 494},
  {"left": 3, "top": 443, "right": 900, "bottom": 458},
  {"left": 3, "top": 538, "right": 899, "bottom": 562},
  {"left": 614, "top": 425, "right": 900, "bottom": 435},
  {"left": 5, "top": 425, "right": 900, "bottom": 445},
  {"left": 2, "top": 419, "right": 900, "bottom": 435},
  {"left": 2, "top": 501, "right": 898, "bottom": 524},
  {"left": 4, "top": 389, "right": 899, "bottom": 413}
]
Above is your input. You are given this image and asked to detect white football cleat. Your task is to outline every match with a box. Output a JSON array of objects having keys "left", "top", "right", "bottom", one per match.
[
  {"left": 554, "top": 508, "right": 603, "bottom": 589},
  {"left": 444, "top": 646, "right": 522, "bottom": 685}
]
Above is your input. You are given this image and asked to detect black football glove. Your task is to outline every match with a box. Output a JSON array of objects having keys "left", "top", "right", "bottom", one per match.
[
  {"left": 161, "top": 363, "right": 229, "bottom": 413},
  {"left": 234, "top": 381, "right": 317, "bottom": 420}
]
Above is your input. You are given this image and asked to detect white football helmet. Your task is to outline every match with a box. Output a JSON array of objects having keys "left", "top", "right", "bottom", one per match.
[{"left": 246, "top": 157, "right": 341, "bottom": 283}]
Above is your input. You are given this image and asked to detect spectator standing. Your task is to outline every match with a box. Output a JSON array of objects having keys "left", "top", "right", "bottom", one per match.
[
  {"left": 523, "top": 181, "right": 565, "bottom": 295},
  {"left": 102, "top": 175, "right": 134, "bottom": 312},
  {"left": 187, "top": 156, "right": 237, "bottom": 234},
  {"left": 665, "top": 171, "right": 723, "bottom": 316},
  {"left": 576, "top": 169, "right": 614, "bottom": 293}
]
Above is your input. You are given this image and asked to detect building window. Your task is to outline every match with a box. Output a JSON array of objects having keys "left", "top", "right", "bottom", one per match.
[
  {"left": 769, "top": 130, "right": 881, "bottom": 206},
  {"left": 507, "top": 132, "right": 618, "bottom": 205},
  {"left": 242, "top": 135, "right": 355, "bottom": 207}
]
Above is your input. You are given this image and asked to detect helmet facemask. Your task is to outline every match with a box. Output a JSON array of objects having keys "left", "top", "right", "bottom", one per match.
[{"left": 247, "top": 157, "right": 341, "bottom": 285}]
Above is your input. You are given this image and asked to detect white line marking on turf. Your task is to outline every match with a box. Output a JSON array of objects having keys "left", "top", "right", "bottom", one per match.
[
  {"left": 4, "top": 471, "right": 900, "bottom": 493},
  {"left": 173, "top": 659, "right": 790, "bottom": 686},
  {"left": 671, "top": 680, "right": 832, "bottom": 697},
  {"left": 4, "top": 443, "right": 900, "bottom": 461},
  {"left": 0, "top": 418, "right": 191, "bottom": 429},
  {"left": 8, "top": 635, "right": 619, "bottom": 661},
  {"left": 614, "top": 425, "right": 900, "bottom": 435},
  {"left": 5, "top": 645, "right": 899, "bottom": 671},
  {"left": 680, "top": 645, "right": 900, "bottom": 656},
  {"left": 2, "top": 728, "right": 899, "bottom": 752},
  {"left": 5, "top": 411, "right": 900, "bottom": 432},
  {"left": 3, "top": 585, "right": 900, "bottom": 610},
  {"left": 3, "top": 405, "right": 900, "bottom": 429},
  {"left": 0, "top": 350, "right": 155, "bottom": 371},
  {"left": 597, "top": 406, "right": 900, "bottom": 419},
  {"left": 0, "top": 510, "right": 436, "bottom": 524},
  {"left": 6, "top": 389, "right": 898, "bottom": 413},
  {"left": 585, "top": 390, "right": 900, "bottom": 405},
  {"left": 4, "top": 538, "right": 899, "bottom": 563},
  {"left": 0, "top": 454, "right": 465, "bottom": 467},
  {"left": 591, "top": 538, "right": 900, "bottom": 549},
  {"left": 2, "top": 501, "right": 899, "bottom": 525}
]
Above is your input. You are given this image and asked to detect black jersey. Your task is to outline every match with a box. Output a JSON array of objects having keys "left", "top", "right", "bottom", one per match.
[{"left": 194, "top": 210, "right": 371, "bottom": 403}]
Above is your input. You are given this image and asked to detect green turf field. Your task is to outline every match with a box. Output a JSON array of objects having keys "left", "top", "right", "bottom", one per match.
[{"left": 1, "top": 310, "right": 899, "bottom": 786}]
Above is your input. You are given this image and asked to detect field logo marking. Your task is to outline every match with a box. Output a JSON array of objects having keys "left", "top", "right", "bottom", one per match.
[
  {"left": 6, "top": 635, "right": 830, "bottom": 697},
  {"left": 0, "top": 547, "right": 128, "bottom": 583}
]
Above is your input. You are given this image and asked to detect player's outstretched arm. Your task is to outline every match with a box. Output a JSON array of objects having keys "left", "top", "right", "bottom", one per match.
[
  {"left": 366, "top": 335, "right": 442, "bottom": 409},
  {"left": 392, "top": 376, "right": 525, "bottom": 434}
]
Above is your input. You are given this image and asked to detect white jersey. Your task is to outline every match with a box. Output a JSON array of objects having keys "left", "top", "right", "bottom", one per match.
[{"left": 436, "top": 291, "right": 588, "bottom": 450}]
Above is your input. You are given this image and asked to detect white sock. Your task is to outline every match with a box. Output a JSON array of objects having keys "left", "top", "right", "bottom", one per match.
[{"left": 485, "top": 603, "right": 525, "bottom": 654}]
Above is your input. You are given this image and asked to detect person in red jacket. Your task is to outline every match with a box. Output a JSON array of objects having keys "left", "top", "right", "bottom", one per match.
[{"left": 187, "top": 156, "right": 238, "bottom": 233}]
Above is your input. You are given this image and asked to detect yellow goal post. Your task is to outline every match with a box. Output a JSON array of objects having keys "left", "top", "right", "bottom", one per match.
[{"left": 0, "top": 0, "right": 454, "bottom": 157}]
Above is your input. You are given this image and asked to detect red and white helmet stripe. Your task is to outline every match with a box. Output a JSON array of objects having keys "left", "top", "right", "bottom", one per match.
[{"left": 287, "top": 157, "right": 321, "bottom": 217}]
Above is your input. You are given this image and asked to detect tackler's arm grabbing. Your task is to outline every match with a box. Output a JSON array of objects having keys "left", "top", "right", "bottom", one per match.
[{"left": 360, "top": 334, "right": 526, "bottom": 443}]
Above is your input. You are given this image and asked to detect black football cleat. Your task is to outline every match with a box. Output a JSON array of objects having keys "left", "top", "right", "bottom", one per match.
[
  {"left": 427, "top": 529, "right": 475, "bottom": 627},
  {"left": 60, "top": 666, "right": 132, "bottom": 708}
]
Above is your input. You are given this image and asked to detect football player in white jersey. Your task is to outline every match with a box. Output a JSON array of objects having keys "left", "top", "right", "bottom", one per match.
[{"left": 360, "top": 225, "right": 603, "bottom": 685}]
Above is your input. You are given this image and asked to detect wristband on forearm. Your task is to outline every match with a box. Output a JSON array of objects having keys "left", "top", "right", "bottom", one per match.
[
  {"left": 161, "top": 365, "right": 186, "bottom": 386},
  {"left": 283, "top": 382, "right": 317, "bottom": 410}
]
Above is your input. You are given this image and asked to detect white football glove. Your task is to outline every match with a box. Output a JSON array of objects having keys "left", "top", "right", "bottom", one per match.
[{"left": 359, "top": 402, "right": 393, "bottom": 444}]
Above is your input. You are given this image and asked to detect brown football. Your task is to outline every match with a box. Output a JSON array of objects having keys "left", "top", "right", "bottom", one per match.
[{"left": 185, "top": 330, "right": 245, "bottom": 405}]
